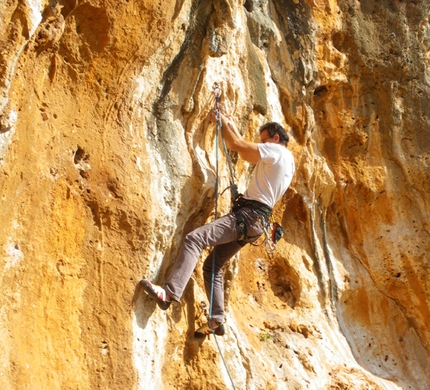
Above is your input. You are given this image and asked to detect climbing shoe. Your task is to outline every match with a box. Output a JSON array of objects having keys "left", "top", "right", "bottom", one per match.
[
  {"left": 140, "top": 279, "right": 171, "bottom": 310},
  {"left": 194, "top": 320, "right": 225, "bottom": 338}
]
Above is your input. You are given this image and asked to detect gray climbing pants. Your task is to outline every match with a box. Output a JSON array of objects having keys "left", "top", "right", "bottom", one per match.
[{"left": 164, "top": 207, "right": 263, "bottom": 323}]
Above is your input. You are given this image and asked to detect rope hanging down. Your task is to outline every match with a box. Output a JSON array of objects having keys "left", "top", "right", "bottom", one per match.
[
  {"left": 209, "top": 83, "right": 237, "bottom": 390},
  {"left": 208, "top": 83, "right": 284, "bottom": 389}
]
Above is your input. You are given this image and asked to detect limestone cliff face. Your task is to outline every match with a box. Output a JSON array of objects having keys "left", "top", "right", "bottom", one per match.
[{"left": 1, "top": 0, "right": 429, "bottom": 389}]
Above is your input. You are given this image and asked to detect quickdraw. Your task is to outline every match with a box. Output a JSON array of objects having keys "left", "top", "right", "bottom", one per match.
[
  {"left": 262, "top": 218, "right": 285, "bottom": 254},
  {"left": 262, "top": 219, "right": 276, "bottom": 254},
  {"left": 213, "top": 82, "right": 222, "bottom": 113}
]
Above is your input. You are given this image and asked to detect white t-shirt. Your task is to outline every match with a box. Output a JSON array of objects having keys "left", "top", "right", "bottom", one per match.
[{"left": 243, "top": 143, "right": 295, "bottom": 209}]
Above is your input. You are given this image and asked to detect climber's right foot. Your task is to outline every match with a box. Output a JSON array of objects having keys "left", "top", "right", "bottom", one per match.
[
  {"left": 194, "top": 319, "right": 225, "bottom": 338},
  {"left": 140, "top": 279, "right": 171, "bottom": 310}
]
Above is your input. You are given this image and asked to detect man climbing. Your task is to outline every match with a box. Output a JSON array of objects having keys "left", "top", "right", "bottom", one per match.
[{"left": 141, "top": 110, "right": 295, "bottom": 337}]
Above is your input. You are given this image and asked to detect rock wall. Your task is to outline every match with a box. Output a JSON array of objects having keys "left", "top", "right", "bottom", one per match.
[{"left": 1, "top": 0, "right": 429, "bottom": 389}]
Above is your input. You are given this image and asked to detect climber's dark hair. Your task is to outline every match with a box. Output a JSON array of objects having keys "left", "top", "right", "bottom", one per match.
[{"left": 259, "top": 122, "right": 290, "bottom": 146}]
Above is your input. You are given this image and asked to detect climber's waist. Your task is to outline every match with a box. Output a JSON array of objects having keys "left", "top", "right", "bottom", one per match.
[{"left": 232, "top": 195, "right": 272, "bottom": 216}]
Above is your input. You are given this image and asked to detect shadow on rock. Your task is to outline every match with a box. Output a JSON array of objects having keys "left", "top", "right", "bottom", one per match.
[
  {"left": 183, "top": 325, "right": 206, "bottom": 363},
  {"left": 132, "top": 282, "right": 157, "bottom": 329}
]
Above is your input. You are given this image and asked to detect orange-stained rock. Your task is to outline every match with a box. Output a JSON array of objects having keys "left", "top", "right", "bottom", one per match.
[{"left": 1, "top": 1, "right": 429, "bottom": 389}]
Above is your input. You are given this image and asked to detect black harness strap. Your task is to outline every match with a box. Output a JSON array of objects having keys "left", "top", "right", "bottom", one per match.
[
  {"left": 232, "top": 195, "right": 272, "bottom": 245},
  {"left": 232, "top": 195, "right": 272, "bottom": 216},
  {"left": 235, "top": 211, "right": 247, "bottom": 243}
]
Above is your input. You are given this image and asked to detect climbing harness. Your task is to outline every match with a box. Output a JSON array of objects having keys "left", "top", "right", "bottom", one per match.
[
  {"left": 232, "top": 195, "right": 271, "bottom": 245},
  {"left": 231, "top": 193, "right": 285, "bottom": 253}
]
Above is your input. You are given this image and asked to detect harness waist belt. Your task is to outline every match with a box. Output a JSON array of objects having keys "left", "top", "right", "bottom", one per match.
[{"left": 232, "top": 195, "right": 272, "bottom": 216}]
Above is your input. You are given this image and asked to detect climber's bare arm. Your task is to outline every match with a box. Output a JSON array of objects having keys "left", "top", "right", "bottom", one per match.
[{"left": 213, "top": 112, "right": 260, "bottom": 164}]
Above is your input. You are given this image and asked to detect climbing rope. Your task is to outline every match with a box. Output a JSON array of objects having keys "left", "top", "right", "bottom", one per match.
[
  {"left": 207, "top": 82, "right": 284, "bottom": 389},
  {"left": 209, "top": 83, "right": 237, "bottom": 390},
  {"left": 213, "top": 83, "right": 239, "bottom": 202}
]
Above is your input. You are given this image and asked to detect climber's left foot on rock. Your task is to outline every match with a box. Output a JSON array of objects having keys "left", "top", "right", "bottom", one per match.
[{"left": 140, "top": 279, "right": 171, "bottom": 310}]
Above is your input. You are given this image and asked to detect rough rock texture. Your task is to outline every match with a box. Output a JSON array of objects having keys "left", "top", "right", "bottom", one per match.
[{"left": 1, "top": 0, "right": 429, "bottom": 389}]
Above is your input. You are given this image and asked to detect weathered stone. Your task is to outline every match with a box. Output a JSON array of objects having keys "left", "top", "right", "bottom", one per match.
[{"left": 0, "top": 1, "right": 429, "bottom": 389}]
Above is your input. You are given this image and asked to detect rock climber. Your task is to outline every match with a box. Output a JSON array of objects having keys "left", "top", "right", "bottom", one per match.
[{"left": 141, "top": 110, "right": 295, "bottom": 337}]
